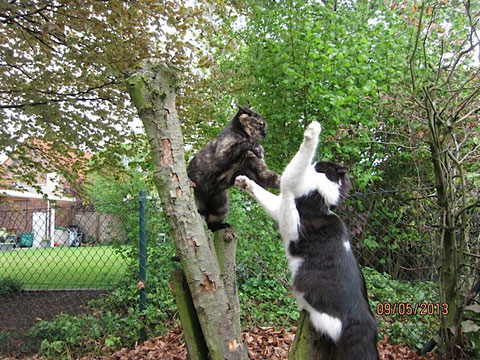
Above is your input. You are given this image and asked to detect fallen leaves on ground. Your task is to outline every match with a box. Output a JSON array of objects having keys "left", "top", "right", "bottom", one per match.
[
  {"left": 244, "top": 326, "right": 294, "bottom": 360},
  {"left": 98, "top": 326, "right": 439, "bottom": 360},
  {"left": 378, "top": 336, "right": 438, "bottom": 360},
  {"left": 97, "top": 327, "right": 186, "bottom": 360}
]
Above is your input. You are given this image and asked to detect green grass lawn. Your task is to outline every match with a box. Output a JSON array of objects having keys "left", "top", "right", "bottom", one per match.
[{"left": 0, "top": 246, "right": 130, "bottom": 290}]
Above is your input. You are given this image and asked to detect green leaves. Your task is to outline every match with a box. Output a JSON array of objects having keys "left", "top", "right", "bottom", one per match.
[
  {"left": 1, "top": 0, "right": 230, "bottom": 186},
  {"left": 214, "top": 0, "right": 416, "bottom": 188},
  {"left": 363, "top": 267, "right": 439, "bottom": 348}
]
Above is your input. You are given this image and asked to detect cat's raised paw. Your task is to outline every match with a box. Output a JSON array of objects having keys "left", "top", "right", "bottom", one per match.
[
  {"left": 235, "top": 175, "right": 253, "bottom": 194},
  {"left": 304, "top": 121, "right": 322, "bottom": 141}
]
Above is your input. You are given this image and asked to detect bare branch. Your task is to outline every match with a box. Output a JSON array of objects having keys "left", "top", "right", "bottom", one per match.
[
  {"left": 435, "top": 38, "right": 445, "bottom": 87},
  {"left": 438, "top": 67, "right": 480, "bottom": 118},
  {"left": 409, "top": 1, "right": 425, "bottom": 94},
  {"left": 37, "top": 79, "right": 118, "bottom": 98},
  {"left": 465, "top": 0, "right": 480, "bottom": 54},
  {"left": 0, "top": 96, "right": 114, "bottom": 109},
  {"left": 0, "top": 61, "right": 35, "bottom": 79},
  {"left": 456, "top": 198, "right": 480, "bottom": 222},
  {"left": 457, "top": 105, "right": 480, "bottom": 123},
  {"left": 443, "top": 37, "right": 477, "bottom": 86},
  {"left": 0, "top": 79, "right": 118, "bottom": 109},
  {"left": 0, "top": 3, "right": 52, "bottom": 24},
  {"left": 460, "top": 144, "right": 480, "bottom": 164},
  {"left": 452, "top": 87, "right": 480, "bottom": 122}
]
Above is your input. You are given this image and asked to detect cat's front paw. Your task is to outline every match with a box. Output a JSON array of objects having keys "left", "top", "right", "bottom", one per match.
[
  {"left": 235, "top": 175, "right": 254, "bottom": 194},
  {"left": 304, "top": 121, "right": 322, "bottom": 141},
  {"left": 252, "top": 144, "right": 265, "bottom": 159}
]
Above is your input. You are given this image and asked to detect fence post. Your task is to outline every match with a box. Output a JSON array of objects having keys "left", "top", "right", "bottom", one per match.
[{"left": 139, "top": 190, "right": 147, "bottom": 342}]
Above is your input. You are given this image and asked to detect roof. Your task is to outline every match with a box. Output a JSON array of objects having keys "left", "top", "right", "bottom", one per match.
[{"left": 0, "top": 189, "right": 75, "bottom": 202}]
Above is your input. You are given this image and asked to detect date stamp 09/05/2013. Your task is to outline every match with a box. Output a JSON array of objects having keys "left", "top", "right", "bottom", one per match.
[{"left": 376, "top": 302, "right": 449, "bottom": 316}]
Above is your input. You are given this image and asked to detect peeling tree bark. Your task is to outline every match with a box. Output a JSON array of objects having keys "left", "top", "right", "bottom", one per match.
[
  {"left": 126, "top": 61, "right": 248, "bottom": 360},
  {"left": 213, "top": 228, "right": 242, "bottom": 336}
]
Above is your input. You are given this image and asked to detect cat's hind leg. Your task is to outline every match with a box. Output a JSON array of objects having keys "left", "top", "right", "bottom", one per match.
[{"left": 196, "top": 190, "right": 231, "bottom": 231}]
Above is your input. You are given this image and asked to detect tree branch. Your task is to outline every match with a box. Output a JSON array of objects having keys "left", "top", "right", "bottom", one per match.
[
  {"left": 455, "top": 197, "right": 480, "bottom": 222},
  {"left": 0, "top": 96, "right": 113, "bottom": 109},
  {"left": 0, "top": 3, "right": 53, "bottom": 24},
  {"left": 409, "top": 1, "right": 425, "bottom": 94},
  {"left": 452, "top": 87, "right": 480, "bottom": 123},
  {"left": 0, "top": 80, "right": 118, "bottom": 109},
  {"left": 457, "top": 104, "right": 480, "bottom": 123}
]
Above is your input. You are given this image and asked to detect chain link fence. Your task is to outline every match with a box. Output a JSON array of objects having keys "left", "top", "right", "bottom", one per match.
[
  {"left": 0, "top": 205, "right": 115, "bottom": 353},
  {"left": 0, "top": 189, "right": 479, "bottom": 357},
  {"left": 344, "top": 188, "right": 480, "bottom": 351}
]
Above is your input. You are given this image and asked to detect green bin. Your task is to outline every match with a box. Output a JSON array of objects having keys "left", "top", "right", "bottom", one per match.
[{"left": 18, "top": 232, "right": 34, "bottom": 247}]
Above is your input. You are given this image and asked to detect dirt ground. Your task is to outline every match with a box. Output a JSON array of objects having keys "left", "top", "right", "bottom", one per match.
[
  {"left": 0, "top": 291, "right": 440, "bottom": 360},
  {"left": 0, "top": 290, "right": 106, "bottom": 357}
]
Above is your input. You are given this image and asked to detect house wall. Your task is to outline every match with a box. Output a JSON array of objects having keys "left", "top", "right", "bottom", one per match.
[
  {"left": 1, "top": 198, "right": 125, "bottom": 245},
  {"left": 0, "top": 198, "right": 47, "bottom": 233},
  {"left": 0, "top": 198, "right": 74, "bottom": 239}
]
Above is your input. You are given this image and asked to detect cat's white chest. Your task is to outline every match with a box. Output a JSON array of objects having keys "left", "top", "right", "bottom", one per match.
[
  {"left": 278, "top": 194, "right": 300, "bottom": 243},
  {"left": 286, "top": 251, "right": 304, "bottom": 279}
]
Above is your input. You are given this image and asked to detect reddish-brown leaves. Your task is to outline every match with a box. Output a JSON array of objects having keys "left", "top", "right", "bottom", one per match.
[
  {"left": 98, "top": 327, "right": 187, "bottom": 360},
  {"left": 78, "top": 326, "right": 441, "bottom": 360},
  {"left": 243, "top": 326, "right": 294, "bottom": 360},
  {"left": 378, "top": 336, "right": 439, "bottom": 360}
]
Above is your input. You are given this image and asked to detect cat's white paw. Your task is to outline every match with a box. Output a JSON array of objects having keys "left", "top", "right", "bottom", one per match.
[
  {"left": 235, "top": 175, "right": 254, "bottom": 194},
  {"left": 304, "top": 121, "right": 322, "bottom": 141}
]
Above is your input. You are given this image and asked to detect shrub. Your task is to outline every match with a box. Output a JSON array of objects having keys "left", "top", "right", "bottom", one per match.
[
  {"left": 363, "top": 267, "right": 439, "bottom": 349},
  {"left": 29, "top": 311, "right": 143, "bottom": 359},
  {"left": 0, "top": 278, "right": 23, "bottom": 298},
  {"left": 28, "top": 239, "right": 178, "bottom": 358}
]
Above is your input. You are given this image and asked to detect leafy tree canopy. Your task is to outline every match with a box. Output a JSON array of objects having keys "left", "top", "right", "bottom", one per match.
[
  {"left": 211, "top": 0, "right": 478, "bottom": 191},
  {"left": 0, "top": 0, "right": 228, "bottom": 187}
]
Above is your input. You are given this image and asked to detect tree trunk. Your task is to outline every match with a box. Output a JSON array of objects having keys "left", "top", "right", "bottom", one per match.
[
  {"left": 126, "top": 61, "right": 248, "bottom": 360},
  {"left": 213, "top": 227, "right": 242, "bottom": 336},
  {"left": 424, "top": 88, "right": 459, "bottom": 352},
  {"left": 171, "top": 268, "right": 209, "bottom": 360}
]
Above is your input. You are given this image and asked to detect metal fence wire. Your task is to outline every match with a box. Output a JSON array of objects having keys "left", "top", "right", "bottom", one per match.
[
  {"left": 0, "top": 189, "right": 478, "bottom": 357},
  {"left": 0, "top": 201, "right": 133, "bottom": 355}
]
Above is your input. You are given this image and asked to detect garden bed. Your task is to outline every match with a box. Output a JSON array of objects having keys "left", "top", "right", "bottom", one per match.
[{"left": 0, "top": 289, "right": 106, "bottom": 357}]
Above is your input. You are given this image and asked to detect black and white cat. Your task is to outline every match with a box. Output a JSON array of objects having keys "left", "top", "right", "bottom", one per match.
[{"left": 235, "top": 122, "right": 379, "bottom": 359}]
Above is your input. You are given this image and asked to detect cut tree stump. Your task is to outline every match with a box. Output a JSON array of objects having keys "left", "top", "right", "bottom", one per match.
[
  {"left": 171, "top": 227, "right": 245, "bottom": 360},
  {"left": 171, "top": 268, "right": 209, "bottom": 360},
  {"left": 289, "top": 311, "right": 333, "bottom": 360}
]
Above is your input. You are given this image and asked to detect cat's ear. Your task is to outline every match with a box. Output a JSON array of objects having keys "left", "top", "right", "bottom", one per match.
[
  {"left": 338, "top": 166, "right": 349, "bottom": 176},
  {"left": 238, "top": 113, "right": 250, "bottom": 128},
  {"left": 236, "top": 104, "right": 249, "bottom": 114},
  {"left": 233, "top": 105, "right": 247, "bottom": 121}
]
